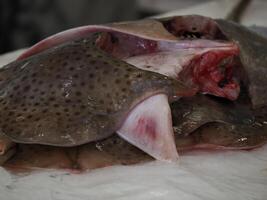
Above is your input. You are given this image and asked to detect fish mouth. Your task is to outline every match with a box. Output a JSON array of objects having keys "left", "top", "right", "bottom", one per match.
[{"left": 180, "top": 47, "right": 240, "bottom": 100}]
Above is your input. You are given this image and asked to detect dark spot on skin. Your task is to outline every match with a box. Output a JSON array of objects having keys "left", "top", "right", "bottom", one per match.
[
  {"left": 53, "top": 104, "right": 59, "bottom": 108},
  {"left": 89, "top": 85, "right": 94, "bottom": 89},
  {"left": 99, "top": 99, "right": 104, "bottom": 104},
  {"left": 113, "top": 68, "right": 119, "bottom": 73},
  {"left": 56, "top": 74, "right": 61, "bottom": 79},
  {"left": 102, "top": 83, "right": 107, "bottom": 88},
  {"left": 62, "top": 62, "right": 68, "bottom": 67},
  {"left": 21, "top": 76, "right": 28, "bottom": 81},
  {"left": 75, "top": 57, "right": 81, "bottom": 61},
  {"left": 13, "top": 85, "right": 20, "bottom": 90},
  {"left": 64, "top": 108, "right": 69, "bottom": 112},
  {"left": 42, "top": 109, "right": 48, "bottom": 113},
  {"left": 49, "top": 97, "right": 55, "bottom": 101},
  {"left": 29, "top": 96, "right": 35, "bottom": 99},
  {"left": 73, "top": 74, "right": 79, "bottom": 79},
  {"left": 80, "top": 105, "right": 86, "bottom": 109},
  {"left": 75, "top": 91, "right": 82, "bottom": 96},
  {"left": 31, "top": 73, "right": 37, "bottom": 78},
  {"left": 121, "top": 88, "right": 127, "bottom": 92},
  {"left": 126, "top": 80, "right": 131, "bottom": 85},
  {"left": 65, "top": 99, "right": 71, "bottom": 103},
  {"left": 34, "top": 117, "right": 40, "bottom": 122},
  {"left": 40, "top": 91, "right": 45, "bottom": 95},
  {"left": 27, "top": 115, "right": 32, "bottom": 119},
  {"left": 80, "top": 82, "right": 85, "bottom": 86},
  {"left": 74, "top": 112, "right": 80, "bottom": 116},
  {"left": 136, "top": 73, "right": 142, "bottom": 78},
  {"left": 23, "top": 85, "right": 31, "bottom": 92},
  {"left": 90, "top": 60, "right": 96, "bottom": 65},
  {"left": 89, "top": 73, "right": 94, "bottom": 78},
  {"left": 69, "top": 67, "right": 74, "bottom": 71},
  {"left": 8, "top": 111, "right": 14, "bottom": 116},
  {"left": 115, "top": 79, "right": 121, "bottom": 84}
]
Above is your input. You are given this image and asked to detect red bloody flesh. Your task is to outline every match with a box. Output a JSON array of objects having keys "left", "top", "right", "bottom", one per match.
[{"left": 187, "top": 49, "right": 240, "bottom": 100}]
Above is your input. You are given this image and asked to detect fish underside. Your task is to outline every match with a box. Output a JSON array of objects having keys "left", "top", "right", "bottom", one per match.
[{"left": 1, "top": 15, "right": 267, "bottom": 172}]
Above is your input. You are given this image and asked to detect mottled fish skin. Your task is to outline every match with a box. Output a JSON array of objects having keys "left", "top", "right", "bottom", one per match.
[
  {"left": 0, "top": 34, "right": 190, "bottom": 146},
  {"left": 171, "top": 95, "right": 254, "bottom": 135},
  {"left": 175, "top": 122, "right": 267, "bottom": 151}
]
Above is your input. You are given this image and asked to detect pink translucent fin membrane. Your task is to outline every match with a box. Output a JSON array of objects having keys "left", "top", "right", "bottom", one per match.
[{"left": 117, "top": 94, "right": 178, "bottom": 162}]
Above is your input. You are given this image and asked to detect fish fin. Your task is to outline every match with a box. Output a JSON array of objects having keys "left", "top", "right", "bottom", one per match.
[{"left": 117, "top": 94, "right": 179, "bottom": 162}]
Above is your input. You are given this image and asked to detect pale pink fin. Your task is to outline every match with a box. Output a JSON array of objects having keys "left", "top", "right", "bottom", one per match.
[
  {"left": 117, "top": 94, "right": 178, "bottom": 162},
  {"left": 17, "top": 25, "right": 110, "bottom": 60}
]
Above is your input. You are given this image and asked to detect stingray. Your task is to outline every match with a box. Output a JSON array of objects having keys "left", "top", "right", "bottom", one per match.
[{"left": 1, "top": 15, "right": 267, "bottom": 172}]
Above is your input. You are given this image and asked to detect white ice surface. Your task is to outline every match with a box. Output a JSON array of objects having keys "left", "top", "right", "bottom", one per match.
[{"left": 0, "top": 49, "right": 267, "bottom": 200}]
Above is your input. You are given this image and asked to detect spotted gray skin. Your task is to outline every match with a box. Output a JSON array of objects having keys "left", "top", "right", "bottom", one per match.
[{"left": 0, "top": 34, "right": 189, "bottom": 146}]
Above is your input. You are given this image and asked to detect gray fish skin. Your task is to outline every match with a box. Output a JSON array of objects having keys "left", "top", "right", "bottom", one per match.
[
  {"left": 0, "top": 35, "right": 190, "bottom": 147},
  {"left": 171, "top": 95, "right": 254, "bottom": 135}
]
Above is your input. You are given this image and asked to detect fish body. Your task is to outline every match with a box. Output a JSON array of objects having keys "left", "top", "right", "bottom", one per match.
[
  {"left": 1, "top": 15, "right": 267, "bottom": 170},
  {"left": 0, "top": 33, "right": 194, "bottom": 163}
]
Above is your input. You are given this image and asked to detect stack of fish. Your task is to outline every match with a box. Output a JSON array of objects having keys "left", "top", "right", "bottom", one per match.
[{"left": 0, "top": 15, "right": 266, "bottom": 171}]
